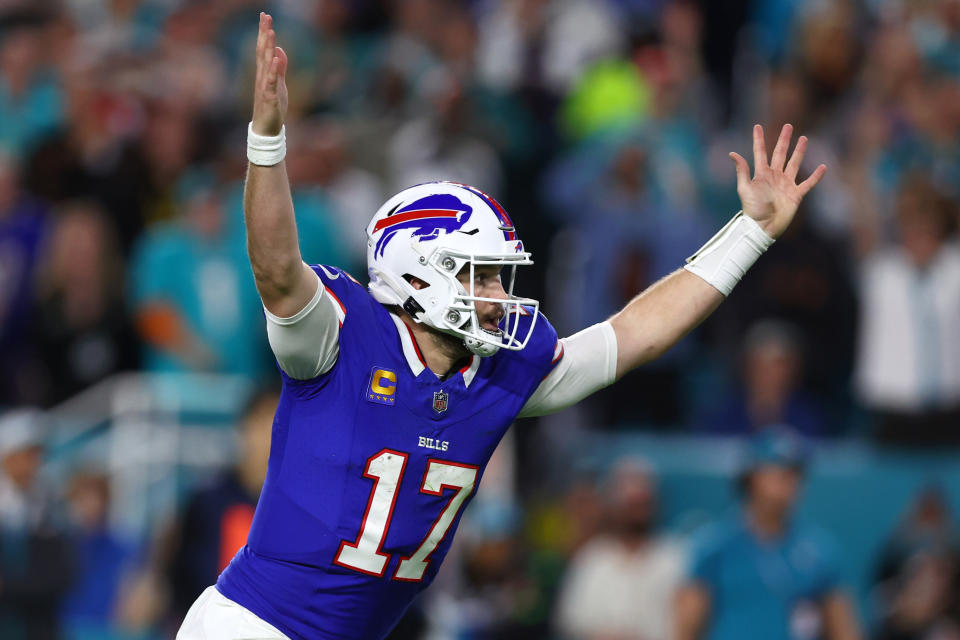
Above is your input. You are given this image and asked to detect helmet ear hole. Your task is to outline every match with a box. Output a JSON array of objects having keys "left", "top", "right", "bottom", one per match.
[{"left": 403, "top": 274, "right": 430, "bottom": 290}]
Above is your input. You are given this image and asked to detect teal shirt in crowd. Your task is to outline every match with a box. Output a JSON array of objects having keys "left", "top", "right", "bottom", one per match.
[
  {"left": 0, "top": 73, "right": 63, "bottom": 155},
  {"left": 688, "top": 511, "right": 843, "bottom": 640},
  {"left": 130, "top": 225, "right": 270, "bottom": 381}
]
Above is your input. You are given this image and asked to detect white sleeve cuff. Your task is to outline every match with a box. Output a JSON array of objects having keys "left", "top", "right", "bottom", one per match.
[{"left": 684, "top": 211, "right": 774, "bottom": 296}]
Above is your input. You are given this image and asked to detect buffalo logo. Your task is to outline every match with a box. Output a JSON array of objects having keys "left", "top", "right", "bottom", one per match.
[
  {"left": 373, "top": 194, "right": 473, "bottom": 258},
  {"left": 432, "top": 390, "right": 449, "bottom": 414}
]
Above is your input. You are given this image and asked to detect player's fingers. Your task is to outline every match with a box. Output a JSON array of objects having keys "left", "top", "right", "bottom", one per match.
[
  {"left": 259, "top": 16, "right": 274, "bottom": 62},
  {"left": 729, "top": 152, "right": 750, "bottom": 189},
  {"left": 263, "top": 29, "right": 276, "bottom": 70},
  {"left": 275, "top": 46, "right": 288, "bottom": 79},
  {"left": 770, "top": 123, "right": 793, "bottom": 172},
  {"left": 797, "top": 164, "right": 827, "bottom": 197},
  {"left": 752, "top": 124, "right": 767, "bottom": 174},
  {"left": 254, "top": 13, "right": 267, "bottom": 85},
  {"left": 785, "top": 135, "right": 807, "bottom": 182},
  {"left": 265, "top": 55, "right": 279, "bottom": 94},
  {"left": 256, "top": 12, "right": 265, "bottom": 59}
]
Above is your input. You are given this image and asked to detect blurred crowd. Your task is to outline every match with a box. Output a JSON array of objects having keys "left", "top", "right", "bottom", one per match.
[
  {"left": 9, "top": 402, "right": 960, "bottom": 640},
  {"left": 0, "top": 0, "right": 958, "bottom": 638},
  {"left": 0, "top": 0, "right": 958, "bottom": 436}
]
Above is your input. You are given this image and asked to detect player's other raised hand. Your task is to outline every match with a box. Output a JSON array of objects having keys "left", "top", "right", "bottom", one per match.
[
  {"left": 252, "top": 12, "right": 288, "bottom": 137},
  {"left": 730, "top": 124, "right": 827, "bottom": 239}
]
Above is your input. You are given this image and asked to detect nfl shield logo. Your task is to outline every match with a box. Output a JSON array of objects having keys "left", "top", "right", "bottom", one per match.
[{"left": 432, "top": 391, "right": 449, "bottom": 414}]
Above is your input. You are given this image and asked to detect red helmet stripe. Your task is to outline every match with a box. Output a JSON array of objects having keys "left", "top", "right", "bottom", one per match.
[
  {"left": 455, "top": 184, "right": 516, "bottom": 240},
  {"left": 372, "top": 208, "right": 462, "bottom": 233},
  {"left": 471, "top": 186, "right": 514, "bottom": 228}
]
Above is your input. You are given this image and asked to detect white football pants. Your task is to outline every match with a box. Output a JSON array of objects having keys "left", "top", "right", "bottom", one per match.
[{"left": 176, "top": 586, "right": 291, "bottom": 640}]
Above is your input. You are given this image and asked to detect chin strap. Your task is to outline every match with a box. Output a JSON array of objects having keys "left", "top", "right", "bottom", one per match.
[{"left": 402, "top": 296, "right": 425, "bottom": 320}]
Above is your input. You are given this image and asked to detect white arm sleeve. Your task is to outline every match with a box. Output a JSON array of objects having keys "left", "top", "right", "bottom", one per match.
[
  {"left": 518, "top": 321, "right": 618, "bottom": 418},
  {"left": 264, "top": 269, "right": 344, "bottom": 380}
]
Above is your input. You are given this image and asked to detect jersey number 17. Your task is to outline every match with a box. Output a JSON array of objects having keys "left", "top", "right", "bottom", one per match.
[{"left": 333, "top": 449, "right": 478, "bottom": 582}]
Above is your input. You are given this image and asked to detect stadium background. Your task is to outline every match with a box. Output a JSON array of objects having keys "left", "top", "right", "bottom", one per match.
[{"left": 0, "top": 0, "right": 959, "bottom": 638}]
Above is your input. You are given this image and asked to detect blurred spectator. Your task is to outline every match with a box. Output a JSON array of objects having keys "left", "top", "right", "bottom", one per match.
[
  {"left": 876, "top": 486, "right": 959, "bottom": 583},
  {"left": 302, "top": 0, "right": 380, "bottom": 115},
  {"left": 379, "top": 0, "right": 442, "bottom": 90},
  {"left": 388, "top": 70, "right": 504, "bottom": 193},
  {"left": 476, "top": 0, "right": 624, "bottom": 99},
  {"left": 705, "top": 209, "right": 858, "bottom": 423},
  {"left": 521, "top": 476, "right": 608, "bottom": 619},
  {"left": 28, "top": 202, "right": 137, "bottom": 406},
  {"left": 855, "top": 176, "right": 960, "bottom": 446},
  {"left": 62, "top": 0, "right": 166, "bottom": 55},
  {"left": 129, "top": 169, "right": 269, "bottom": 380},
  {"left": 0, "top": 11, "right": 64, "bottom": 156},
  {"left": 0, "top": 152, "right": 47, "bottom": 404},
  {"left": 700, "top": 320, "right": 826, "bottom": 437},
  {"left": 424, "top": 501, "right": 541, "bottom": 638},
  {"left": 871, "top": 485, "right": 960, "bottom": 640},
  {"left": 137, "top": 101, "right": 202, "bottom": 226},
  {"left": 875, "top": 553, "right": 960, "bottom": 640},
  {"left": 551, "top": 478, "right": 608, "bottom": 557},
  {"left": 793, "top": 3, "right": 863, "bottom": 127},
  {"left": 0, "top": 409, "right": 54, "bottom": 532},
  {"left": 23, "top": 62, "right": 153, "bottom": 255},
  {"left": 675, "top": 427, "right": 861, "bottom": 640},
  {"left": 163, "top": 388, "right": 277, "bottom": 623},
  {"left": 60, "top": 469, "right": 138, "bottom": 640},
  {"left": 148, "top": 3, "right": 229, "bottom": 115},
  {"left": 0, "top": 408, "right": 74, "bottom": 640},
  {"left": 290, "top": 119, "right": 384, "bottom": 273},
  {"left": 281, "top": 122, "right": 366, "bottom": 273},
  {"left": 554, "top": 458, "right": 683, "bottom": 640},
  {"left": 543, "top": 135, "right": 708, "bottom": 329},
  {"left": 542, "top": 132, "right": 709, "bottom": 426}
]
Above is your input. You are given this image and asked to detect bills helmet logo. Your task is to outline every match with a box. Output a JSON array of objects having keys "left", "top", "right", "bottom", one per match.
[
  {"left": 373, "top": 194, "right": 473, "bottom": 258},
  {"left": 432, "top": 390, "right": 449, "bottom": 414}
]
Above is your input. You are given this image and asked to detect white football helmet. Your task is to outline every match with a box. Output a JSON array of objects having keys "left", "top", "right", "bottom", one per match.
[{"left": 366, "top": 181, "right": 539, "bottom": 357}]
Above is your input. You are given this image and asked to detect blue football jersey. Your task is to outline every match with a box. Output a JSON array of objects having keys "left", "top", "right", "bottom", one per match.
[{"left": 217, "top": 264, "right": 561, "bottom": 640}]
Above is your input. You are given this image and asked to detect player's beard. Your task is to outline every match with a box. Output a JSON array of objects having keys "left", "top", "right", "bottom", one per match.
[
  {"left": 423, "top": 323, "right": 473, "bottom": 371},
  {"left": 431, "top": 305, "right": 504, "bottom": 361}
]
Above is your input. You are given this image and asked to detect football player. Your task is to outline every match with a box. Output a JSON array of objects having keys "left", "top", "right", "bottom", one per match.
[{"left": 176, "top": 12, "right": 827, "bottom": 640}]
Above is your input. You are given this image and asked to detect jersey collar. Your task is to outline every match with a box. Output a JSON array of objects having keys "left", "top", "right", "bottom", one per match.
[
  {"left": 390, "top": 312, "right": 427, "bottom": 376},
  {"left": 461, "top": 354, "right": 480, "bottom": 387},
  {"left": 388, "top": 312, "right": 480, "bottom": 387}
]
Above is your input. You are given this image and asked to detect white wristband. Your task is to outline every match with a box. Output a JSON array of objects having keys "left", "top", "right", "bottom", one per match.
[
  {"left": 683, "top": 211, "right": 774, "bottom": 296},
  {"left": 247, "top": 122, "right": 286, "bottom": 166}
]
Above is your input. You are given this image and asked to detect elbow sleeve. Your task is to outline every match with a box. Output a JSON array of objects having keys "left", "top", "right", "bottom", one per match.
[{"left": 265, "top": 271, "right": 343, "bottom": 379}]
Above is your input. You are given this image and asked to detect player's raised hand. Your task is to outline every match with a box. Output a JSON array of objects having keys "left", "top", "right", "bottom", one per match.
[
  {"left": 730, "top": 124, "right": 827, "bottom": 239},
  {"left": 252, "top": 12, "right": 288, "bottom": 137}
]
